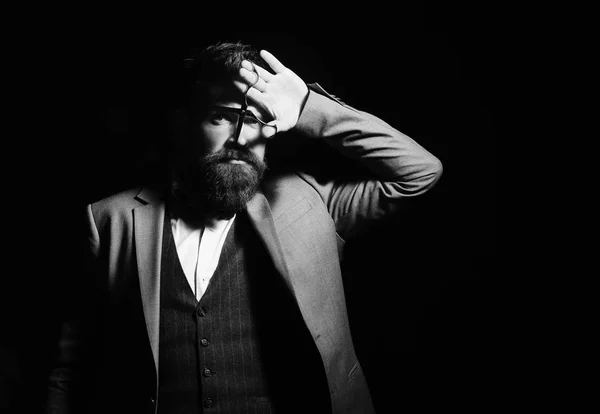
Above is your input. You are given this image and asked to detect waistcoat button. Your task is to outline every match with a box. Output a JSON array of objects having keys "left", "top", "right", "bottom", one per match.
[{"left": 204, "top": 398, "right": 213, "bottom": 408}]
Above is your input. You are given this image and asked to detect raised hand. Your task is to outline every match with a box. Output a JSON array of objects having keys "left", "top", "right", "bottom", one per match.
[{"left": 238, "top": 50, "right": 309, "bottom": 136}]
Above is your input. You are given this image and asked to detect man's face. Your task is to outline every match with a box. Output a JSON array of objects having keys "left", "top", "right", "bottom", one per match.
[
  {"left": 193, "top": 79, "right": 268, "bottom": 160},
  {"left": 174, "top": 80, "right": 270, "bottom": 218}
]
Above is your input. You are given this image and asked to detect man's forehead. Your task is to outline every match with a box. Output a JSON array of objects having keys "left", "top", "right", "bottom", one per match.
[{"left": 205, "top": 80, "right": 245, "bottom": 103}]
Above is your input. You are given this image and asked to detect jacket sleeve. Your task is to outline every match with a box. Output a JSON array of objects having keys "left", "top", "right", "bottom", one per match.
[
  {"left": 46, "top": 205, "right": 101, "bottom": 414},
  {"left": 293, "top": 83, "right": 443, "bottom": 240}
]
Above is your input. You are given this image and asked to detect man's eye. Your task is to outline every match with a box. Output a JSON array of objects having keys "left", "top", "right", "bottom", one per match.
[
  {"left": 209, "top": 111, "right": 234, "bottom": 125},
  {"left": 244, "top": 116, "right": 260, "bottom": 126}
]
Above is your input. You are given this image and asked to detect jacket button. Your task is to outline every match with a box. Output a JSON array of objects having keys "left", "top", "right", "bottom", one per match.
[
  {"left": 204, "top": 398, "right": 213, "bottom": 408},
  {"left": 203, "top": 368, "right": 212, "bottom": 377},
  {"left": 197, "top": 307, "right": 206, "bottom": 317},
  {"left": 200, "top": 338, "right": 209, "bottom": 347}
]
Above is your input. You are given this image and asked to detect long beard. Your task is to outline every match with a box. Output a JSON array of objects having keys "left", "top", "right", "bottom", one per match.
[{"left": 173, "top": 148, "right": 267, "bottom": 219}]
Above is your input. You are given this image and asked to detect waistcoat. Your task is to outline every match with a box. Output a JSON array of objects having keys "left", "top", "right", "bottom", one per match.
[{"left": 157, "top": 210, "right": 331, "bottom": 413}]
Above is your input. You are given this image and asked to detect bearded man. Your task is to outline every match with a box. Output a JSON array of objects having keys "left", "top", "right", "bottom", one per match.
[{"left": 47, "top": 41, "right": 442, "bottom": 414}]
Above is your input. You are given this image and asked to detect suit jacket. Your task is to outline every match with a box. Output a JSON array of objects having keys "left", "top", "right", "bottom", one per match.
[{"left": 48, "top": 84, "right": 442, "bottom": 414}]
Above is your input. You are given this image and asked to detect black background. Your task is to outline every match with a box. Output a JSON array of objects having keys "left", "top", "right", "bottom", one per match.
[{"left": 3, "top": 3, "right": 500, "bottom": 413}]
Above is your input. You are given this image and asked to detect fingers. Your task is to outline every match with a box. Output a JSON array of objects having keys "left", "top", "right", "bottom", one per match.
[
  {"left": 241, "top": 60, "right": 274, "bottom": 82},
  {"left": 253, "top": 64, "right": 275, "bottom": 82},
  {"left": 239, "top": 67, "right": 267, "bottom": 92},
  {"left": 238, "top": 65, "right": 259, "bottom": 85},
  {"left": 232, "top": 79, "right": 249, "bottom": 94},
  {"left": 239, "top": 50, "right": 287, "bottom": 87},
  {"left": 260, "top": 50, "right": 286, "bottom": 74},
  {"left": 253, "top": 77, "right": 268, "bottom": 92},
  {"left": 245, "top": 87, "right": 268, "bottom": 110}
]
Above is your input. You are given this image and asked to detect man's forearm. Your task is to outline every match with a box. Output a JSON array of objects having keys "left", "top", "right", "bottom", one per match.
[
  {"left": 295, "top": 83, "right": 442, "bottom": 195},
  {"left": 292, "top": 83, "right": 442, "bottom": 238}
]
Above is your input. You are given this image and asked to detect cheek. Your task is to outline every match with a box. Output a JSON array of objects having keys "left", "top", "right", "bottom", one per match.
[
  {"left": 251, "top": 143, "right": 266, "bottom": 161},
  {"left": 196, "top": 123, "right": 228, "bottom": 153}
]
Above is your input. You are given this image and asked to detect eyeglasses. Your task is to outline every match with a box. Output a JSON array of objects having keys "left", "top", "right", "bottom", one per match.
[{"left": 209, "top": 62, "right": 277, "bottom": 143}]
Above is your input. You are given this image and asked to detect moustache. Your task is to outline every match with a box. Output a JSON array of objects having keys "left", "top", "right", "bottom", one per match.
[{"left": 203, "top": 148, "right": 264, "bottom": 169}]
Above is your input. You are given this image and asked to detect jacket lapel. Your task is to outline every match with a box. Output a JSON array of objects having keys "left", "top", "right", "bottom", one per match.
[
  {"left": 133, "top": 187, "right": 165, "bottom": 372},
  {"left": 246, "top": 192, "right": 294, "bottom": 291}
]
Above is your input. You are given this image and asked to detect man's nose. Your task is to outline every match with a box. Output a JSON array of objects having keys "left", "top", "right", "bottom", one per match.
[{"left": 229, "top": 123, "right": 259, "bottom": 147}]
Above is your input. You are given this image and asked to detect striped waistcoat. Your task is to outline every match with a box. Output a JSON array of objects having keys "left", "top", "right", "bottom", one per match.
[{"left": 157, "top": 211, "right": 331, "bottom": 413}]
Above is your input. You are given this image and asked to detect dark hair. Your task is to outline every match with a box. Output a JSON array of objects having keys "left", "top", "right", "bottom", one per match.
[{"left": 173, "top": 41, "right": 271, "bottom": 108}]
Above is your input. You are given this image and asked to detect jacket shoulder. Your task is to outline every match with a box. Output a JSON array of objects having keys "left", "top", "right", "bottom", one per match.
[
  {"left": 90, "top": 185, "right": 141, "bottom": 207},
  {"left": 262, "top": 172, "right": 326, "bottom": 217},
  {"left": 88, "top": 186, "right": 162, "bottom": 220}
]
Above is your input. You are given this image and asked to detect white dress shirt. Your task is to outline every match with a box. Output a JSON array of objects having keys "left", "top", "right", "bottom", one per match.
[{"left": 170, "top": 214, "right": 236, "bottom": 300}]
